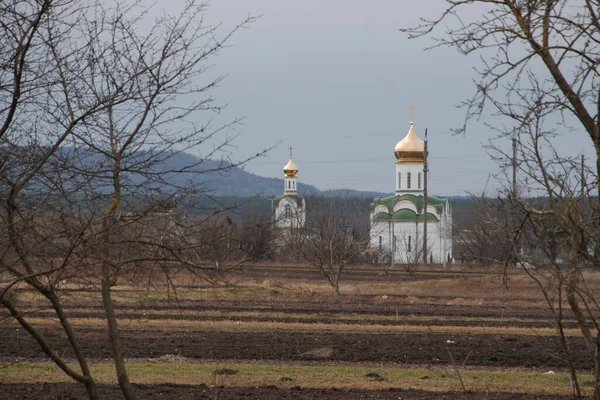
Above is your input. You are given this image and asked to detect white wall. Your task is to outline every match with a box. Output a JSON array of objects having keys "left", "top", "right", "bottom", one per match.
[
  {"left": 370, "top": 207, "right": 453, "bottom": 264},
  {"left": 284, "top": 176, "right": 298, "bottom": 195},
  {"left": 275, "top": 196, "right": 305, "bottom": 228},
  {"left": 395, "top": 162, "right": 425, "bottom": 195}
]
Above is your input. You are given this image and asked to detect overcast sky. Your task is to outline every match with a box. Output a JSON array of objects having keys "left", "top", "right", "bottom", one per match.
[{"left": 152, "top": 0, "right": 593, "bottom": 196}]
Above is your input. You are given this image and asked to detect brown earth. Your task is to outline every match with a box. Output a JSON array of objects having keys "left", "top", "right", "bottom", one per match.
[
  {"left": 2, "top": 266, "right": 594, "bottom": 399},
  {"left": 0, "top": 320, "right": 584, "bottom": 369},
  {"left": 13, "top": 299, "right": 573, "bottom": 328},
  {"left": 0, "top": 383, "right": 582, "bottom": 400}
]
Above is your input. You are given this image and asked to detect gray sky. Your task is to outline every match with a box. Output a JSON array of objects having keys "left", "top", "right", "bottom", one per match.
[{"left": 154, "top": 0, "right": 594, "bottom": 196}]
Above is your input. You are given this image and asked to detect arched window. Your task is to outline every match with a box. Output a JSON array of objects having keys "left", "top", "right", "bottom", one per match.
[
  {"left": 407, "top": 172, "right": 411, "bottom": 189},
  {"left": 418, "top": 172, "right": 422, "bottom": 189},
  {"left": 398, "top": 172, "right": 401, "bottom": 189},
  {"left": 285, "top": 204, "right": 292, "bottom": 218},
  {"left": 408, "top": 235, "right": 412, "bottom": 252},
  {"left": 378, "top": 236, "right": 382, "bottom": 251}
]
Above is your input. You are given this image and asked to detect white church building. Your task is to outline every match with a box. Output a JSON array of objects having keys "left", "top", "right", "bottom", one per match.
[
  {"left": 369, "top": 120, "right": 452, "bottom": 264},
  {"left": 273, "top": 152, "right": 306, "bottom": 228}
]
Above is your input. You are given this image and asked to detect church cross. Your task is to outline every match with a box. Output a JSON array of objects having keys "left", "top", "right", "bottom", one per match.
[
  {"left": 409, "top": 104, "right": 416, "bottom": 123},
  {"left": 289, "top": 146, "right": 293, "bottom": 159}
]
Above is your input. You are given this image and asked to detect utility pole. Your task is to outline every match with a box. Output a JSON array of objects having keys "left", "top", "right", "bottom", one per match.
[
  {"left": 423, "top": 128, "right": 428, "bottom": 265},
  {"left": 511, "top": 136, "right": 520, "bottom": 263},
  {"left": 581, "top": 154, "right": 585, "bottom": 193},
  {"left": 512, "top": 137, "right": 517, "bottom": 195},
  {"left": 391, "top": 212, "right": 395, "bottom": 270}
]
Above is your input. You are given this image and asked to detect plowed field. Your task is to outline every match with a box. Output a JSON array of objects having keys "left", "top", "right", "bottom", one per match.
[{"left": 0, "top": 264, "right": 595, "bottom": 399}]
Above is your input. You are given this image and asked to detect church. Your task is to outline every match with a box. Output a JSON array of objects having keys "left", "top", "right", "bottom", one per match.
[
  {"left": 273, "top": 151, "right": 306, "bottom": 228},
  {"left": 369, "top": 119, "right": 452, "bottom": 264}
]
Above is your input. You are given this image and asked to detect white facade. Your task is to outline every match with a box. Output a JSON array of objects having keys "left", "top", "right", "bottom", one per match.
[
  {"left": 395, "top": 162, "right": 424, "bottom": 195},
  {"left": 284, "top": 175, "right": 298, "bottom": 196},
  {"left": 274, "top": 195, "right": 306, "bottom": 228},
  {"left": 369, "top": 121, "right": 453, "bottom": 264},
  {"left": 370, "top": 197, "right": 452, "bottom": 264},
  {"left": 274, "top": 155, "right": 306, "bottom": 229}
]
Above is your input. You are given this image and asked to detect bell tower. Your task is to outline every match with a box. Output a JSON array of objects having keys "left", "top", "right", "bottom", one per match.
[
  {"left": 283, "top": 146, "right": 298, "bottom": 196},
  {"left": 394, "top": 107, "right": 424, "bottom": 195}
]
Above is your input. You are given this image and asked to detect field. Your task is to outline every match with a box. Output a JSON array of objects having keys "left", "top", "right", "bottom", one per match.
[{"left": 0, "top": 263, "right": 596, "bottom": 399}]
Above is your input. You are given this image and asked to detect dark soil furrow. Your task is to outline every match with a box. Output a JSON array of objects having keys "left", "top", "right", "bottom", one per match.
[
  {"left": 0, "top": 383, "right": 578, "bottom": 400},
  {"left": 0, "top": 327, "right": 587, "bottom": 370}
]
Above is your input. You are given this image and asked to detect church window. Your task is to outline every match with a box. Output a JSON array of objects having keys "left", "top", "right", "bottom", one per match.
[
  {"left": 393, "top": 235, "right": 397, "bottom": 251},
  {"left": 398, "top": 173, "right": 401, "bottom": 188},
  {"left": 407, "top": 172, "right": 411, "bottom": 189},
  {"left": 418, "top": 172, "right": 422, "bottom": 189},
  {"left": 378, "top": 236, "right": 382, "bottom": 251},
  {"left": 285, "top": 204, "right": 292, "bottom": 218},
  {"left": 408, "top": 235, "right": 412, "bottom": 252}
]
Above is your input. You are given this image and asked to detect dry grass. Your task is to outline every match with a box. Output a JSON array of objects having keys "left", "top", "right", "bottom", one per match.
[
  {"left": 11, "top": 315, "right": 582, "bottom": 337},
  {"left": 16, "top": 265, "right": 600, "bottom": 309},
  {"left": 0, "top": 361, "right": 590, "bottom": 396},
  {"left": 21, "top": 306, "right": 558, "bottom": 327}
]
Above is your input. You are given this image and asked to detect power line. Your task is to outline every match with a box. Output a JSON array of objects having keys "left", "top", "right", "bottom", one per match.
[{"left": 251, "top": 155, "right": 488, "bottom": 166}]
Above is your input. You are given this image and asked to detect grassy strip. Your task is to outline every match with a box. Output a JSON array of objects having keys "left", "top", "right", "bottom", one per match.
[
  {"left": 0, "top": 361, "right": 589, "bottom": 395},
  {"left": 22, "top": 307, "right": 553, "bottom": 326},
  {"left": 14, "top": 276, "right": 558, "bottom": 306},
  {"left": 14, "top": 316, "right": 582, "bottom": 336}
]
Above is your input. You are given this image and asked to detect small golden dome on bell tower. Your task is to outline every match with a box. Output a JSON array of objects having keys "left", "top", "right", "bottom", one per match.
[
  {"left": 394, "top": 121, "right": 424, "bottom": 163},
  {"left": 283, "top": 146, "right": 298, "bottom": 177},
  {"left": 283, "top": 158, "right": 298, "bottom": 177}
]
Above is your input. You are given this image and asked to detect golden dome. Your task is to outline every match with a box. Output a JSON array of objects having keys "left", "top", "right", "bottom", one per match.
[
  {"left": 394, "top": 122, "right": 424, "bottom": 163},
  {"left": 283, "top": 158, "right": 298, "bottom": 177}
]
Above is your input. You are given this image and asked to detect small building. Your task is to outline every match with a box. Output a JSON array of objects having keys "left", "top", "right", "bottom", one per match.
[
  {"left": 369, "top": 119, "right": 452, "bottom": 264},
  {"left": 273, "top": 153, "right": 306, "bottom": 228}
]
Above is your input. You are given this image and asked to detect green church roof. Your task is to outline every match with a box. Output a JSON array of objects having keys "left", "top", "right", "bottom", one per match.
[
  {"left": 368, "top": 194, "right": 447, "bottom": 214},
  {"left": 373, "top": 209, "right": 439, "bottom": 222}
]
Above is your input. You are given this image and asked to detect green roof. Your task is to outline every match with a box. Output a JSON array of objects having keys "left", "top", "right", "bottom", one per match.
[
  {"left": 368, "top": 194, "right": 447, "bottom": 214},
  {"left": 374, "top": 209, "right": 439, "bottom": 222}
]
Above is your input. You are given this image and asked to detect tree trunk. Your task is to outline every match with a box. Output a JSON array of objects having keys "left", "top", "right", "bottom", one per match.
[
  {"left": 101, "top": 201, "right": 137, "bottom": 400},
  {"left": 331, "top": 279, "right": 340, "bottom": 296},
  {"left": 565, "top": 242, "right": 599, "bottom": 399},
  {"left": 48, "top": 293, "right": 100, "bottom": 400},
  {"left": 101, "top": 270, "right": 137, "bottom": 400},
  {"left": 2, "top": 298, "right": 99, "bottom": 400},
  {"left": 5, "top": 197, "right": 99, "bottom": 400}
]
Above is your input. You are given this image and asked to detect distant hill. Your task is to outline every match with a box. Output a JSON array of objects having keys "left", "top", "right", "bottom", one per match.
[
  {"left": 52, "top": 147, "right": 405, "bottom": 199},
  {"left": 189, "top": 159, "right": 321, "bottom": 197},
  {"left": 159, "top": 154, "right": 390, "bottom": 198}
]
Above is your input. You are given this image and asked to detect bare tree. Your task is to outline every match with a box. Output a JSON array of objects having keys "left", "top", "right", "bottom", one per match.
[
  {"left": 394, "top": 231, "right": 426, "bottom": 277},
  {"left": 191, "top": 214, "right": 243, "bottom": 269},
  {"left": 403, "top": 2, "right": 600, "bottom": 397},
  {"left": 239, "top": 206, "right": 278, "bottom": 261},
  {"left": 0, "top": 1, "right": 261, "bottom": 399},
  {"left": 453, "top": 195, "right": 516, "bottom": 266},
  {"left": 287, "top": 196, "right": 370, "bottom": 296}
]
